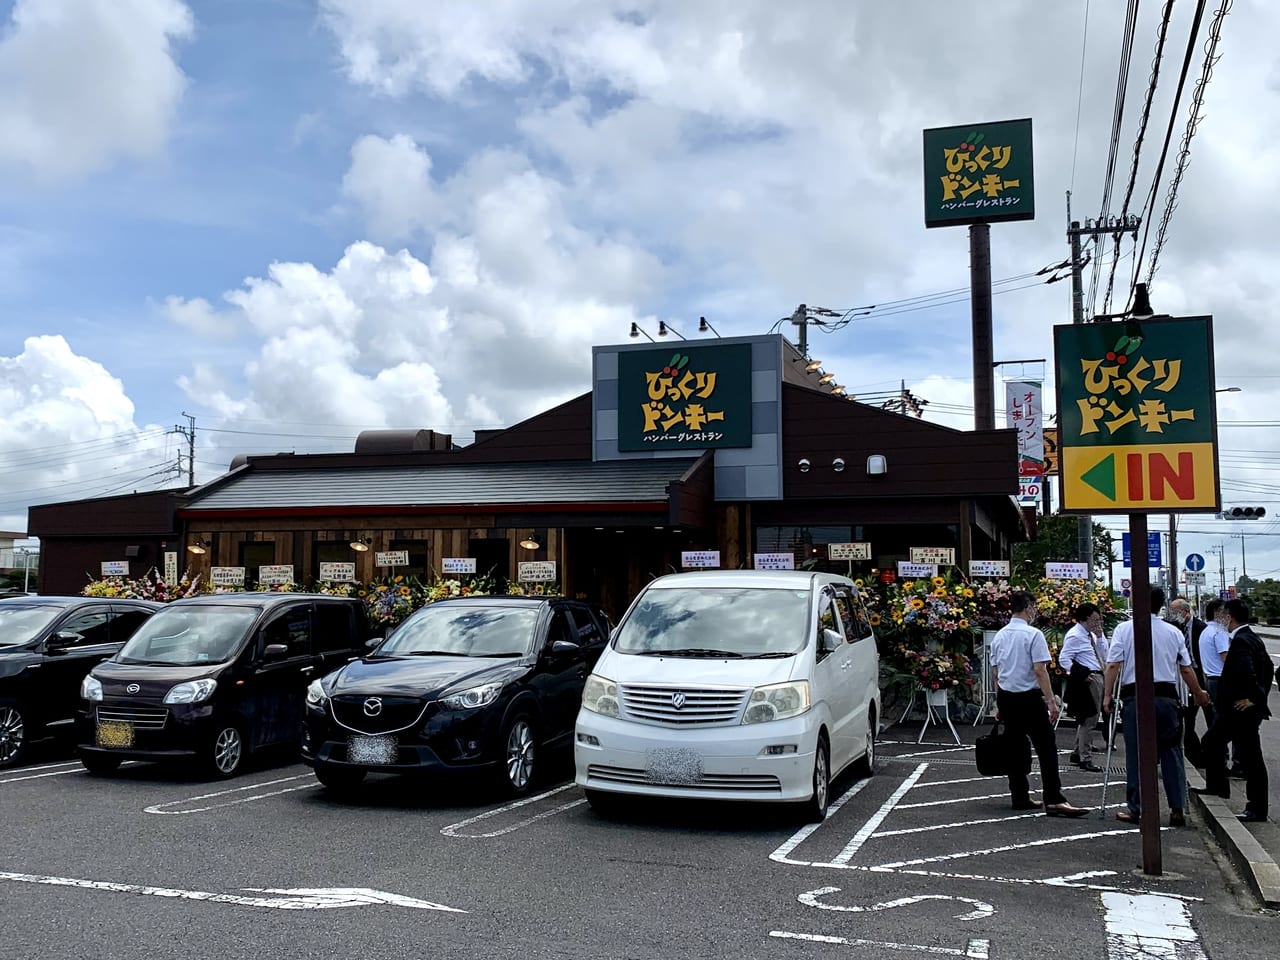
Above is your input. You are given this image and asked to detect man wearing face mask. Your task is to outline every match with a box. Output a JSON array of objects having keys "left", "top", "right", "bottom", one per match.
[{"left": 1167, "top": 598, "right": 1208, "bottom": 762}]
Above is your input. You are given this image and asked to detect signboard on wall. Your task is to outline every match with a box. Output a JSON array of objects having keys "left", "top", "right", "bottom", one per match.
[
  {"left": 616, "top": 343, "right": 753, "bottom": 451},
  {"left": 1054, "top": 316, "right": 1220, "bottom": 513},
  {"left": 319, "top": 562, "right": 356, "bottom": 583},
  {"left": 375, "top": 551, "right": 409, "bottom": 567},
  {"left": 910, "top": 547, "right": 955, "bottom": 566},
  {"left": 681, "top": 550, "right": 721, "bottom": 568},
  {"left": 518, "top": 561, "right": 557, "bottom": 582},
  {"left": 100, "top": 561, "right": 129, "bottom": 577},
  {"left": 970, "top": 559, "right": 1011, "bottom": 578},
  {"left": 258, "top": 565, "right": 294, "bottom": 585},
  {"left": 753, "top": 553, "right": 795, "bottom": 571},
  {"left": 211, "top": 567, "right": 246, "bottom": 587},
  {"left": 442, "top": 557, "right": 477, "bottom": 575},
  {"left": 828, "top": 542, "right": 872, "bottom": 561},
  {"left": 923, "top": 118, "right": 1035, "bottom": 227}
]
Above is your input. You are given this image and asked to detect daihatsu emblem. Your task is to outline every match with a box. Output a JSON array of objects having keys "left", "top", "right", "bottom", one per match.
[
  {"left": 363, "top": 697, "right": 383, "bottom": 717},
  {"left": 126, "top": 684, "right": 140, "bottom": 695},
  {"left": 671, "top": 691, "right": 686, "bottom": 710}
]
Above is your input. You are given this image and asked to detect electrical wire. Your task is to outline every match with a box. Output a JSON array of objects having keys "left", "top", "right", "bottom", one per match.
[{"left": 1070, "top": 0, "right": 1093, "bottom": 191}]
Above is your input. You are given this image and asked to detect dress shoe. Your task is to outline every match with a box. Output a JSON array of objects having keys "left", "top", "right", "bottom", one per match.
[
  {"left": 1068, "top": 752, "right": 1082, "bottom": 765},
  {"left": 1169, "top": 810, "right": 1186, "bottom": 828},
  {"left": 1079, "top": 761, "right": 1104, "bottom": 773},
  {"left": 1045, "top": 803, "right": 1090, "bottom": 818},
  {"left": 1238, "top": 810, "right": 1268, "bottom": 823},
  {"left": 1116, "top": 810, "right": 1140, "bottom": 824},
  {"left": 1011, "top": 799, "right": 1041, "bottom": 811}
]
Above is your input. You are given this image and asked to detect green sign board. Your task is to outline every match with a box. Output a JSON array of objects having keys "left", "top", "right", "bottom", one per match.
[
  {"left": 616, "top": 343, "right": 753, "bottom": 452},
  {"left": 1052, "top": 316, "right": 1220, "bottom": 514},
  {"left": 922, "top": 118, "right": 1035, "bottom": 227}
]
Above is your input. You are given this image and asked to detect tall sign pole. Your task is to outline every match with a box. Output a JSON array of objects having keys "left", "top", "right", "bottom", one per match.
[
  {"left": 1054, "top": 313, "right": 1221, "bottom": 875},
  {"left": 924, "top": 118, "right": 1035, "bottom": 431}
]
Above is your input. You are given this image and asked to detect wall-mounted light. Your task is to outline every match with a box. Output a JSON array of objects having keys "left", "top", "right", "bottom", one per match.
[
  {"left": 867, "top": 454, "right": 888, "bottom": 476},
  {"left": 629, "top": 322, "right": 656, "bottom": 342},
  {"left": 349, "top": 537, "right": 372, "bottom": 552},
  {"left": 830, "top": 384, "right": 846, "bottom": 396},
  {"left": 817, "top": 372, "right": 835, "bottom": 385},
  {"left": 657, "top": 320, "right": 685, "bottom": 339},
  {"left": 798, "top": 458, "right": 811, "bottom": 473},
  {"left": 520, "top": 529, "right": 545, "bottom": 550},
  {"left": 832, "top": 458, "right": 846, "bottom": 472},
  {"left": 697, "top": 316, "right": 721, "bottom": 337},
  {"left": 186, "top": 539, "right": 210, "bottom": 555}
]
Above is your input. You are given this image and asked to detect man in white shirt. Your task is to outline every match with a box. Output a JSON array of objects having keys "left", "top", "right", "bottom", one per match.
[
  {"left": 1102, "top": 587, "right": 1211, "bottom": 828},
  {"left": 1198, "top": 599, "right": 1230, "bottom": 718},
  {"left": 1059, "top": 602, "right": 1106, "bottom": 772},
  {"left": 991, "top": 592, "right": 1089, "bottom": 817}
]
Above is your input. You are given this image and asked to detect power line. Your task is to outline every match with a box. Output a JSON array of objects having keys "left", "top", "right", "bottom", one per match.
[{"left": 1070, "top": 0, "right": 1093, "bottom": 191}]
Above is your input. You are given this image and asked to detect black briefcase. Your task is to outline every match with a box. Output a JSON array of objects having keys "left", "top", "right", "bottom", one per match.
[{"left": 975, "top": 722, "right": 1009, "bottom": 777}]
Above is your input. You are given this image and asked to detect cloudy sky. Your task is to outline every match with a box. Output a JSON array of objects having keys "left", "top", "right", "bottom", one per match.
[{"left": 1, "top": 0, "right": 1277, "bottom": 593}]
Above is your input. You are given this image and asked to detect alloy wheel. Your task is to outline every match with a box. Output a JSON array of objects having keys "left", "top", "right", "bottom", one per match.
[
  {"left": 0, "top": 706, "right": 24, "bottom": 766},
  {"left": 813, "top": 744, "right": 829, "bottom": 812},
  {"left": 213, "top": 727, "right": 243, "bottom": 776},
  {"left": 506, "top": 719, "right": 535, "bottom": 791}
]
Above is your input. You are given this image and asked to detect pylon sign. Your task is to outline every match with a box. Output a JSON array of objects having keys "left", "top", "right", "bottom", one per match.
[{"left": 1053, "top": 316, "right": 1220, "bottom": 513}]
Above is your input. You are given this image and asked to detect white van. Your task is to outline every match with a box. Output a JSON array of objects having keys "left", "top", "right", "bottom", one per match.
[{"left": 573, "top": 570, "right": 880, "bottom": 821}]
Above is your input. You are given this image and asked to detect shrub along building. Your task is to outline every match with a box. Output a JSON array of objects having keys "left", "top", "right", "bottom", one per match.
[{"left": 28, "top": 335, "right": 1028, "bottom": 619}]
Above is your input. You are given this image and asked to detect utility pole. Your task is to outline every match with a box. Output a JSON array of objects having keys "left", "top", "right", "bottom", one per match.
[
  {"left": 1168, "top": 514, "right": 1178, "bottom": 601},
  {"left": 1232, "top": 533, "right": 1248, "bottom": 591},
  {"left": 168, "top": 412, "right": 196, "bottom": 488},
  {"left": 1208, "top": 542, "right": 1225, "bottom": 593}
]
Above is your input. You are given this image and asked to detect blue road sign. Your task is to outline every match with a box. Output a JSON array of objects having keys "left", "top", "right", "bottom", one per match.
[
  {"left": 1122, "top": 588, "right": 1131, "bottom": 598},
  {"left": 1185, "top": 553, "right": 1206, "bottom": 572},
  {"left": 1219, "top": 589, "right": 1231, "bottom": 600},
  {"left": 1121, "top": 532, "right": 1163, "bottom": 568}
]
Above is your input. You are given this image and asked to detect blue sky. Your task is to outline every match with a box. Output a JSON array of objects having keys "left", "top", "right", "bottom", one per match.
[{"left": 2, "top": 0, "right": 1279, "bottom": 589}]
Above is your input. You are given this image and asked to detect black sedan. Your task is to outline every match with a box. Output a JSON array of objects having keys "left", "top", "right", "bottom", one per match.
[{"left": 302, "top": 596, "right": 608, "bottom": 796}]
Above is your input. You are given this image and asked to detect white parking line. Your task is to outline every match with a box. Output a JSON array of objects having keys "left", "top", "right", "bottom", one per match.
[
  {"left": 897, "top": 781, "right": 1106, "bottom": 810},
  {"left": 830, "top": 764, "right": 928, "bottom": 865},
  {"left": 872, "top": 828, "right": 1140, "bottom": 870},
  {"left": 439, "top": 785, "right": 586, "bottom": 839},
  {"left": 9, "top": 760, "right": 82, "bottom": 773},
  {"left": 769, "top": 930, "right": 991, "bottom": 957},
  {"left": 767, "top": 777, "right": 874, "bottom": 864},
  {"left": 1102, "top": 892, "right": 1208, "bottom": 959},
  {"left": 143, "top": 775, "right": 317, "bottom": 815}
]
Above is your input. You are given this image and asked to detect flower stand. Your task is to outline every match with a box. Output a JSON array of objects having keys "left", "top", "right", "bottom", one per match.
[{"left": 915, "top": 685, "right": 961, "bottom": 746}]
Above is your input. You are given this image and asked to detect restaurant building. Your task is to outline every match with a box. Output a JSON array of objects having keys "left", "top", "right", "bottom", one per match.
[{"left": 29, "top": 335, "right": 1027, "bottom": 618}]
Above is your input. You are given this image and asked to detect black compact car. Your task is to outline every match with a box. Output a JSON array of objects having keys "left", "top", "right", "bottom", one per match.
[
  {"left": 77, "top": 593, "right": 371, "bottom": 779},
  {"left": 0, "top": 596, "right": 161, "bottom": 769},
  {"left": 302, "top": 596, "right": 609, "bottom": 796}
]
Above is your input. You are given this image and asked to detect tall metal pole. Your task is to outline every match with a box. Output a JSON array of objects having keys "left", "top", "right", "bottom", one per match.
[
  {"left": 1069, "top": 217, "right": 1094, "bottom": 581},
  {"left": 970, "top": 223, "right": 994, "bottom": 430},
  {"left": 1168, "top": 514, "right": 1178, "bottom": 601},
  {"left": 1128, "top": 513, "right": 1162, "bottom": 874}
]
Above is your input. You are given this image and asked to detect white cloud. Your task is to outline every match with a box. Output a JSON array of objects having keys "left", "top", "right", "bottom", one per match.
[
  {"left": 0, "top": 0, "right": 193, "bottom": 182},
  {"left": 161, "top": 295, "right": 235, "bottom": 337}
]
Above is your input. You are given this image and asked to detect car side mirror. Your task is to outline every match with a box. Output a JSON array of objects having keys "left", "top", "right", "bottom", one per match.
[
  {"left": 821, "top": 628, "right": 843, "bottom": 653},
  {"left": 262, "top": 643, "right": 290, "bottom": 662},
  {"left": 365, "top": 637, "right": 382, "bottom": 650},
  {"left": 45, "top": 631, "right": 78, "bottom": 652},
  {"left": 549, "top": 639, "right": 581, "bottom": 658}
]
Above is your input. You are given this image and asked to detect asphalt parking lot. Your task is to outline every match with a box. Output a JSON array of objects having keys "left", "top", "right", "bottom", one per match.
[{"left": 1, "top": 727, "right": 1275, "bottom": 960}]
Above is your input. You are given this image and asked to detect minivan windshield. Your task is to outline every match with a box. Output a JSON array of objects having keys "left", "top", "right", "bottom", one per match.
[
  {"left": 614, "top": 587, "right": 812, "bottom": 658},
  {"left": 0, "top": 605, "right": 61, "bottom": 645},
  {"left": 116, "top": 606, "right": 258, "bottom": 666},
  {"left": 377, "top": 604, "right": 538, "bottom": 658}
]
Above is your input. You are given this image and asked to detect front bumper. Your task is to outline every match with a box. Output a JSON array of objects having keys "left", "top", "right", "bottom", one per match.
[
  {"left": 76, "top": 701, "right": 217, "bottom": 762},
  {"left": 573, "top": 711, "right": 818, "bottom": 802}
]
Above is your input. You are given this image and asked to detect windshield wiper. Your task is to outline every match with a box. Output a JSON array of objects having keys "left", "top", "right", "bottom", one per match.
[
  {"left": 746, "top": 651, "right": 797, "bottom": 659},
  {"left": 475, "top": 652, "right": 522, "bottom": 658},
  {"left": 640, "top": 648, "right": 744, "bottom": 658},
  {"left": 400, "top": 650, "right": 469, "bottom": 657}
]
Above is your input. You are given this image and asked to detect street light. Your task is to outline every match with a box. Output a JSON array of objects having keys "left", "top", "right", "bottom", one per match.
[{"left": 1216, "top": 386, "right": 1241, "bottom": 393}]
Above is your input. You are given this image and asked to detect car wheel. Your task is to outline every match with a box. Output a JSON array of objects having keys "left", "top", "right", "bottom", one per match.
[
  {"left": 80, "top": 754, "right": 122, "bottom": 776},
  {"left": 206, "top": 722, "right": 246, "bottom": 780},
  {"left": 802, "top": 735, "right": 830, "bottom": 823},
  {"left": 585, "top": 788, "right": 626, "bottom": 818},
  {"left": 314, "top": 765, "right": 366, "bottom": 796},
  {"left": 0, "top": 699, "right": 28, "bottom": 770},
  {"left": 498, "top": 713, "right": 537, "bottom": 797},
  {"left": 852, "top": 709, "right": 877, "bottom": 778}
]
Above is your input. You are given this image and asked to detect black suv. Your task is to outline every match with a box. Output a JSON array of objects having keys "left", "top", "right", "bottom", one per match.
[
  {"left": 303, "top": 596, "right": 608, "bottom": 796},
  {"left": 78, "top": 593, "right": 371, "bottom": 779},
  {"left": 0, "top": 596, "right": 162, "bottom": 768}
]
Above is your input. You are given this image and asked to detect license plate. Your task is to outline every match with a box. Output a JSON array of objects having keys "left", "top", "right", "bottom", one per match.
[
  {"left": 348, "top": 735, "right": 397, "bottom": 765},
  {"left": 96, "top": 720, "right": 134, "bottom": 749},
  {"left": 645, "top": 747, "right": 704, "bottom": 785}
]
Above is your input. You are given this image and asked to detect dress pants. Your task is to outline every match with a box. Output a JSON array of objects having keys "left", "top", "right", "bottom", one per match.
[
  {"left": 1121, "top": 696, "right": 1186, "bottom": 815},
  {"left": 997, "top": 688, "right": 1067, "bottom": 806},
  {"left": 1202, "top": 709, "right": 1268, "bottom": 816},
  {"left": 1074, "top": 673, "right": 1104, "bottom": 761}
]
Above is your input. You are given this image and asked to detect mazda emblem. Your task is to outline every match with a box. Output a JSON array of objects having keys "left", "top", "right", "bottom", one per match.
[
  {"left": 362, "top": 697, "right": 383, "bottom": 717},
  {"left": 671, "top": 691, "right": 686, "bottom": 710},
  {"left": 126, "top": 684, "right": 140, "bottom": 695}
]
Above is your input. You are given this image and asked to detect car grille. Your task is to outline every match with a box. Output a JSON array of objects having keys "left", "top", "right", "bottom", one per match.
[
  {"left": 96, "top": 706, "right": 168, "bottom": 730},
  {"left": 619, "top": 685, "right": 748, "bottom": 726},
  {"left": 330, "top": 696, "right": 428, "bottom": 735},
  {"left": 587, "top": 764, "right": 781, "bottom": 792}
]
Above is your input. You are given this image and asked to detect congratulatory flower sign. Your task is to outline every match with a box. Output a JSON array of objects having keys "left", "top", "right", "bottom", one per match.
[{"left": 616, "top": 343, "right": 753, "bottom": 451}]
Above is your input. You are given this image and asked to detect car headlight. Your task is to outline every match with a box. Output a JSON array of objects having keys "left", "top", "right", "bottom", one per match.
[
  {"left": 581, "top": 673, "right": 619, "bottom": 718},
  {"left": 440, "top": 681, "right": 503, "bottom": 710},
  {"left": 741, "top": 681, "right": 810, "bottom": 725},
  {"left": 305, "top": 678, "right": 330, "bottom": 707},
  {"left": 163, "top": 678, "right": 217, "bottom": 705},
  {"left": 81, "top": 675, "right": 103, "bottom": 702}
]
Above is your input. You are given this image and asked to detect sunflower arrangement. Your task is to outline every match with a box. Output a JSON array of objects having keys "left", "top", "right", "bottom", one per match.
[
  {"left": 83, "top": 568, "right": 203, "bottom": 602},
  {"left": 883, "top": 574, "right": 979, "bottom": 639},
  {"left": 313, "top": 580, "right": 357, "bottom": 598},
  {"left": 363, "top": 574, "right": 431, "bottom": 628},
  {"left": 902, "top": 649, "right": 975, "bottom": 690}
]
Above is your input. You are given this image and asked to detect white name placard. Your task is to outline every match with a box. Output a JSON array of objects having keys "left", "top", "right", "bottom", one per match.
[
  {"left": 969, "top": 559, "right": 1011, "bottom": 578},
  {"left": 319, "top": 562, "right": 356, "bottom": 583},
  {"left": 910, "top": 547, "right": 956, "bottom": 566},
  {"left": 681, "top": 550, "right": 721, "bottom": 568},
  {"left": 897, "top": 561, "right": 938, "bottom": 579},
  {"left": 1045, "top": 562, "right": 1088, "bottom": 580},
  {"left": 258, "top": 564, "right": 294, "bottom": 585},
  {"left": 375, "top": 551, "right": 409, "bottom": 567},
  {"left": 828, "top": 542, "right": 872, "bottom": 561},
  {"left": 100, "top": 561, "right": 129, "bottom": 577},
  {"left": 211, "top": 566, "right": 246, "bottom": 587},
  {"left": 442, "top": 557, "right": 477, "bottom": 575},
  {"left": 518, "top": 561, "right": 557, "bottom": 582},
  {"left": 753, "top": 553, "right": 795, "bottom": 571},
  {"left": 163, "top": 551, "right": 178, "bottom": 584}
]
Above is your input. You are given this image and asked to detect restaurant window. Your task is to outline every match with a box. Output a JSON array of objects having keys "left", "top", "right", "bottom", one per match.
[
  {"left": 239, "top": 541, "right": 275, "bottom": 583},
  {"left": 755, "top": 526, "right": 852, "bottom": 563},
  {"left": 312, "top": 541, "right": 350, "bottom": 584},
  {"left": 389, "top": 540, "right": 430, "bottom": 579}
]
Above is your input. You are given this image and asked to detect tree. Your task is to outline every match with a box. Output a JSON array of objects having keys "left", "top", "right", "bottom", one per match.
[
  {"left": 1245, "top": 578, "right": 1280, "bottom": 622},
  {"left": 1012, "top": 515, "right": 1114, "bottom": 584}
]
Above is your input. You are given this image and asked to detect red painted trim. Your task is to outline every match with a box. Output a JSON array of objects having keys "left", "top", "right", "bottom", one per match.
[{"left": 177, "top": 501, "right": 669, "bottom": 519}]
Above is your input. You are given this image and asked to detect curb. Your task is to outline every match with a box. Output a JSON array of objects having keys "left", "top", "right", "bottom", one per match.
[{"left": 1187, "top": 768, "right": 1280, "bottom": 909}]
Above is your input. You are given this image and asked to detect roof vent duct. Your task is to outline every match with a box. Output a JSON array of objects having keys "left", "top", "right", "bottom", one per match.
[{"left": 355, "top": 429, "right": 452, "bottom": 454}]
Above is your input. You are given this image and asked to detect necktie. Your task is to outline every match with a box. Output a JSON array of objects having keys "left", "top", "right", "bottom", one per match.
[{"left": 1089, "top": 632, "right": 1103, "bottom": 670}]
